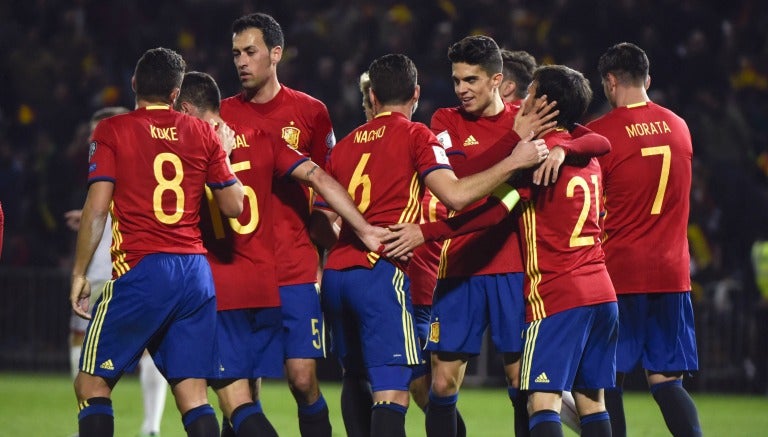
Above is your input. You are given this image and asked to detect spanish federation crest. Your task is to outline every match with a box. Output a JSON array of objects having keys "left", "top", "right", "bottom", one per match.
[
  {"left": 429, "top": 321, "right": 440, "bottom": 343},
  {"left": 281, "top": 123, "right": 301, "bottom": 150}
]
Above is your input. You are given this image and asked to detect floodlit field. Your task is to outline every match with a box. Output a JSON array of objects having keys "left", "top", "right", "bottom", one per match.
[{"left": 1, "top": 372, "right": 766, "bottom": 436}]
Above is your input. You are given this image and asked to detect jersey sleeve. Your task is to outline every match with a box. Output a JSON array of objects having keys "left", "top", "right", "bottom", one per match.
[
  {"left": 420, "top": 183, "right": 519, "bottom": 241},
  {"left": 556, "top": 124, "right": 611, "bottom": 157},
  {"left": 308, "top": 103, "right": 335, "bottom": 168},
  {"left": 412, "top": 124, "right": 453, "bottom": 178},
  {"left": 204, "top": 126, "right": 238, "bottom": 188},
  {"left": 88, "top": 121, "right": 118, "bottom": 184},
  {"left": 273, "top": 139, "right": 311, "bottom": 178}
]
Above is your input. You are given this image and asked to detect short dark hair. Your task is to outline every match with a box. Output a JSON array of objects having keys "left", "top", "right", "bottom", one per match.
[
  {"left": 597, "top": 42, "right": 649, "bottom": 86},
  {"left": 232, "top": 13, "right": 284, "bottom": 49},
  {"left": 176, "top": 71, "right": 221, "bottom": 113},
  {"left": 133, "top": 47, "right": 186, "bottom": 102},
  {"left": 447, "top": 35, "right": 502, "bottom": 75},
  {"left": 501, "top": 49, "right": 537, "bottom": 99},
  {"left": 531, "top": 65, "right": 592, "bottom": 130},
  {"left": 368, "top": 54, "right": 417, "bottom": 105}
]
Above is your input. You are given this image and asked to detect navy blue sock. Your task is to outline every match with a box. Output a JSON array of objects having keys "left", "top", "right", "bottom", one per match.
[
  {"left": 181, "top": 404, "right": 218, "bottom": 437},
  {"left": 426, "top": 392, "right": 458, "bottom": 437},
  {"left": 341, "top": 375, "right": 372, "bottom": 437},
  {"left": 298, "top": 393, "right": 332, "bottom": 437},
  {"left": 456, "top": 409, "right": 468, "bottom": 437},
  {"left": 604, "top": 387, "right": 626, "bottom": 437},
  {"left": 371, "top": 401, "right": 407, "bottom": 437},
  {"left": 651, "top": 380, "right": 702, "bottom": 437},
  {"left": 230, "top": 400, "right": 277, "bottom": 437},
  {"left": 580, "top": 411, "right": 611, "bottom": 437},
  {"left": 221, "top": 416, "right": 235, "bottom": 437},
  {"left": 529, "top": 409, "right": 562, "bottom": 437},
  {"left": 78, "top": 397, "right": 114, "bottom": 437},
  {"left": 509, "top": 387, "right": 530, "bottom": 437}
]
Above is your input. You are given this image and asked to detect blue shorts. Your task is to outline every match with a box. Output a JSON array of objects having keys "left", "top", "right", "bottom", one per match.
[
  {"left": 427, "top": 273, "right": 525, "bottom": 355},
  {"left": 411, "top": 304, "right": 432, "bottom": 380},
  {"left": 80, "top": 253, "right": 217, "bottom": 380},
  {"left": 321, "top": 260, "right": 420, "bottom": 385},
  {"left": 211, "top": 307, "right": 284, "bottom": 380},
  {"left": 280, "top": 283, "right": 326, "bottom": 359},
  {"left": 521, "top": 303, "right": 618, "bottom": 392},
  {"left": 616, "top": 292, "right": 699, "bottom": 374}
]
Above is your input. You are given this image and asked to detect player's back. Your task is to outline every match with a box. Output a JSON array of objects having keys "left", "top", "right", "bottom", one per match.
[
  {"left": 589, "top": 101, "right": 692, "bottom": 294},
  {"left": 90, "top": 105, "right": 229, "bottom": 272},
  {"left": 201, "top": 123, "right": 307, "bottom": 310},
  {"left": 324, "top": 111, "right": 451, "bottom": 270},
  {"left": 518, "top": 130, "right": 615, "bottom": 321}
]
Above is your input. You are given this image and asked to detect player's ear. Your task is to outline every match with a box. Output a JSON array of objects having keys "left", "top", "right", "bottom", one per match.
[
  {"left": 271, "top": 45, "right": 283, "bottom": 65},
  {"left": 645, "top": 75, "right": 651, "bottom": 90},
  {"left": 131, "top": 75, "right": 137, "bottom": 92},
  {"left": 169, "top": 87, "right": 181, "bottom": 106}
]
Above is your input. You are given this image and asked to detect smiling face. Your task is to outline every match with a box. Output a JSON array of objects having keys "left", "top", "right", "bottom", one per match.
[
  {"left": 232, "top": 27, "right": 281, "bottom": 93},
  {"left": 451, "top": 62, "right": 502, "bottom": 117}
]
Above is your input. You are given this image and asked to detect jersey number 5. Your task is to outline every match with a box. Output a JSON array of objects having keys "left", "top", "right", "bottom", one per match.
[{"left": 205, "top": 160, "right": 259, "bottom": 238}]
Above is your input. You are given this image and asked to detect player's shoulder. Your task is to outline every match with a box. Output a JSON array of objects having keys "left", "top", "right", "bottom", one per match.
[{"left": 281, "top": 85, "right": 328, "bottom": 110}]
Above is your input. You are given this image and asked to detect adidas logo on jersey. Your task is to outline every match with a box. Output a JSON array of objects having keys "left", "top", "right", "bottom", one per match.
[
  {"left": 463, "top": 135, "right": 479, "bottom": 146},
  {"left": 100, "top": 359, "right": 114, "bottom": 370},
  {"left": 535, "top": 372, "right": 550, "bottom": 383}
]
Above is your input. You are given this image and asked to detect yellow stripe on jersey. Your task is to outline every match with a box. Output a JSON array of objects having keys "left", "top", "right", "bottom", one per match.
[
  {"left": 437, "top": 210, "right": 456, "bottom": 279},
  {"left": 397, "top": 172, "right": 422, "bottom": 224},
  {"left": 82, "top": 280, "right": 114, "bottom": 374},
  {"left": 367, "top": 251, "right": 381, "bottom": 267},
  {"left": 491, "top": 183, "right": 521, "bottom": 212},
  {"left": 520, "top": 319, "right": 542, "bottom": 390},
  {"left": 521, "top": 201, "right": 546, "bottom": 320},
  {"left": 626, "top": 101, "right": 648, "bottom": 109},
  {"left": 109, "top": 203, "right": 130, "bottom": 277},
  {"left": 392, "top": 267, "right": 420, "bottom": 365}
]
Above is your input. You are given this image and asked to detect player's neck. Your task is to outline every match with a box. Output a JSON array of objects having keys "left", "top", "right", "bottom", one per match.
[
  {"left": 136, "top": 98, "right": 172, "bottom": 109},
  {"left": 244, "top": 77, "right": 281, "bottom": 104},
  {"left": 615, "top": 87, "right": 650, "bottom": 108},
  {"left": 376, "top": 104, "right": 413, "bottom": 120},
  {"left": 476, "top": 95, "right": 505, "bottom": 118}
]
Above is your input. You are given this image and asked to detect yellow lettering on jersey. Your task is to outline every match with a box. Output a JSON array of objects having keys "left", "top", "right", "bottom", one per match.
[
  {"left": 232, "top": 133, "right": 250, "bottom": 149},
  {"left": 150, "top": 125, "right": 178, "bottom": 141},
  {"left": 353, "top": 126, "right": 386, "bottom": 143},
  {"left": 625, "top": 120, "right": 672, "bottom": 138}
]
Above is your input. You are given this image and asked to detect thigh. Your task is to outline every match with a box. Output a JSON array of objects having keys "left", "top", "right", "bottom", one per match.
[
  {"left": 486, "top": 273, "right": 526, "bottom": 354},
  {"left": 427, "top": 277, "right": 488, "bottom": 355},
  {"left": 644, "top": 292, "right": 699, "bottom": 372},
  {"left": 280, "top": 283, "right": 326, "bottom": 359}
]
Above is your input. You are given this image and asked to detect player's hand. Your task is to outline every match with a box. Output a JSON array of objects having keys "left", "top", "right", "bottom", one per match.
[
  {"left": 64, "top": 209, "right": 83, "bottom": 231},
  {"left": 381, "top": 223, "right": 424, "bottom": 260},
  {"left": 70, "top": 275, "right": 92, "bottom": 320},
  {"left": 213, "top": 120, "right": 236, "bottom": 156},
  {"left": 514, "top": 94, "right": 558, "bottom": 139},
  {"left": 356, "top": 225, "right": 389, "bottom": 254},
  {"left": 533, "top": 146, "right": 566, "bottom": 186},
  {"left": 509, "top": 131, "right": 549, "bottom": 169}
]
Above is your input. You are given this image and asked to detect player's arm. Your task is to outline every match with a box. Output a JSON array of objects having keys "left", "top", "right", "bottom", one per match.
[
  {"left": 70, "top": 181, "right": 112, "bottom": 320},
  {"left": 208, "top": 127, "right": 244, "bottom": 218},
  {"left": 309, "top": 209, "right": 340, "bottom": 250},
  {"left": 383, "top": 183, "right": 520, "bottom": 258},
  {"left": 425, "top": 132, "right": 546, "bottom": 211},
  {"left": 291, "top": 160, "right": 387, "bottom": 252},
  {"left": 533, "top": 125, "right": 611, "bottom": 186}
]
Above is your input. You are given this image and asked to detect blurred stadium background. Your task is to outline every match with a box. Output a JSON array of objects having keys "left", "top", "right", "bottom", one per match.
[{"left": 1, "top": 0, "right": 767, "bottom": 397}]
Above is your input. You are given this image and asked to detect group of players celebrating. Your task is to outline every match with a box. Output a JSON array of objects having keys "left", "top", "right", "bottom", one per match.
[{"left": 68, "top": 10, "right": 701, "bottom": 437}]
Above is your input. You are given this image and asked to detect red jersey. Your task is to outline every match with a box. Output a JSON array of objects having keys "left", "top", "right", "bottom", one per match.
[
  {"left": 516, "top": 130, "right": 616, "bottom": 322},
  {"left": 588, "top": 102, "right": 692, "bottom": 294},
  {"left": 88, "top": 105, "right": 236, "bottom": 277},
  {"left": 431, "top": 103, "right": 524, "bottom": 278},
  {"left": 407, "top": 189, "right": 447, "bottom": 305},
  {"left": 201, "top": 123, "right": 308, "bottom": 310},
  {"left": 324, "top": 112, "right": 452, "bottom": 270},
  {"left": 221, "top": 85, "right": 335, "bottom": 286}
]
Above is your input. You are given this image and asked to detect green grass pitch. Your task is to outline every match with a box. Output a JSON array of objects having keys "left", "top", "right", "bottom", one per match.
[{"left": 1, "top": 372, "right": 766, "bottom": 436}]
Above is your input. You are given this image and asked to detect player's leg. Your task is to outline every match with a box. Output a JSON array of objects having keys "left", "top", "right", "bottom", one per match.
[
  {"left": 280, "top": 283, "right": 331, "bottom": 437},
  {"left": 138, "top": 351, "right": 167, "bottom": 436},
  {"left": 606, "top": 294, "right": 647, "bottom": 437},
  {"left": 321, "top": 269, "right": 370, "bottom": 436},
  {"left": 211, "top": 378, "right": 276, "bottom": 437},
  {"left": 369, "top": 366, "right": 412, "bottom": 437},
  {"left": 489, "top": 273, "right": 529, "bottom": 436},
  {"left": 425, "top": 277, "right": 488, "bottom": 437},
  {"left": 572, "top": 389, "right": 610, "bottom": 437},
  {"left": 559, "top": 390, "right": 582, "bottom": 435},
  {"left": 410, "top": 304, "right": 468, "bottom": 437},
  {"left": 70, "top": 279, "right": 107, "bottom": 380},
  {"left": 644, "top": 292, "right": 701, "bottom": 437}
]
